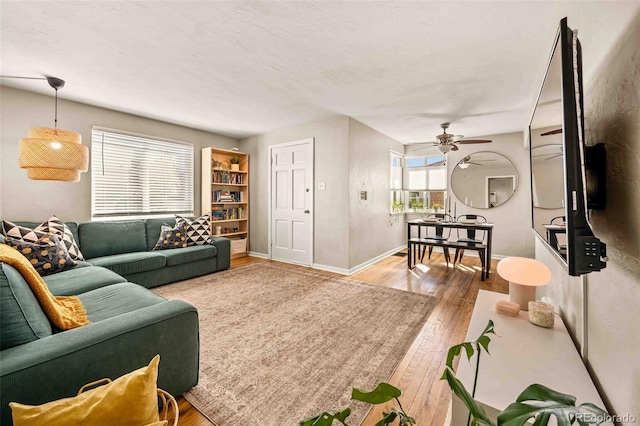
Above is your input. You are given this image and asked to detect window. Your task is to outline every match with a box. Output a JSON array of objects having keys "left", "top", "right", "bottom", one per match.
[
  {"left": 390, "top": 151, "right": 447, "bottom": 213},
  {"left": 91, "top": 128, "right": 194, "bottom": 219}
]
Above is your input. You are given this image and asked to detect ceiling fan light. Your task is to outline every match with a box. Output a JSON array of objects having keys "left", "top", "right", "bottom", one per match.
[
  {"left": 459, "top": 162, "right": 471, "bottom": 169},
  {"left": 437, "top": 144, "right": 454, "bottom": 154}
]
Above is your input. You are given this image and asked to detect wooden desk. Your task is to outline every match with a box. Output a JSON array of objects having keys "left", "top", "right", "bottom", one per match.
[
  {"left": 451, "top": 290, "right": 608, "bottom": 425},
  {"left": 407, "top": 220, "right": 494, "bottom": 279}
]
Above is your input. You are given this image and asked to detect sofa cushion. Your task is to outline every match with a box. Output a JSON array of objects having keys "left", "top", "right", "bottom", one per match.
[
  {"left": 145, "top": 218, "right": 175, "bottom": 250},
  {"left": 80, "top": 221, "right": 147, "bottom": 259},
  {"left": 36, "top": 216, "right": 85, "bottom": 261},
  {"left": 155, "top": 245, "right": 217, "bottom": 267},
  {"left": 78, "top": 282, "right": 167, "bottom": 322},
  {"left": 4, "top": 219, "right": 83, "bottom": 261},
  {"left": 87, "top": 252, "right": 166, "bottom": 276},
  {"left": 0, "top": 263, "right": 52, "bottom": 350},
  {"left": 44, "top": 266, "right": 127, "bottom": 297},
  {"left": 4, "top": 234, "right": 77, "bottom": 276},
  {"left": 176, "top": 214, "right": 211, "bottom": 246},
  {"left": 152, "top": 223, "right": 189, "bottom": 251}
]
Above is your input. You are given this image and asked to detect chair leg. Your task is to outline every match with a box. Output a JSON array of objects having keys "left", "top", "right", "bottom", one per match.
[
  {"left": 420, "top": 245, "right": 427, "bottom": 263},
  {"left": 428, "top": 246, "right": 433, "bottom": 259},
  {"left": 454, "top": 248, "right": 460, "bottom": 265},
  {"left": 443, "top": 248, "right": 450, "bottom": 265},
  {"left": 479, "top": 250, "right": 486, "bottom": 280}
]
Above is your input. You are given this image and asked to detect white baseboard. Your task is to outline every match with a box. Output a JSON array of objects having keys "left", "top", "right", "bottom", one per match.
[
  {"left": 347, "top": 245, "right": 406, "bottom": 275},
  {"left": 311, "top": 263, "right": 350, "bottom": 275},
  {"left": 248, "top": 251, "right": 269, "bottom": 259}
]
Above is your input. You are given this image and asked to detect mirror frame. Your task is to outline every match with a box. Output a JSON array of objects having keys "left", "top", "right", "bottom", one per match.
[{"left": 450, "top": 151, "right": 519, "bottom": 209}]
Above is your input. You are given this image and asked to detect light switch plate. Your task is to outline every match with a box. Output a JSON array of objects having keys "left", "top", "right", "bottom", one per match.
[{"left": 318, "top": 182, "right": 326, "bottom": 191}]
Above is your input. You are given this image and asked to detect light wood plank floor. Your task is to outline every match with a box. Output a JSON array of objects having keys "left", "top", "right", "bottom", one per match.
[{"left": 176, "top": 251, "right": 508, "bottom": 426}]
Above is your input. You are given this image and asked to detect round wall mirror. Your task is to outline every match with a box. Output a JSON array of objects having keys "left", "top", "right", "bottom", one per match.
[
  {"left": 531, "top": 144, "right": 564, "bottom": 209},
  {"left": 451, "top": 151, "right": 518, "bottom": 209}
]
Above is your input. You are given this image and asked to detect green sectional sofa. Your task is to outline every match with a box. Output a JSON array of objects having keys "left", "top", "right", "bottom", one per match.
[
  {"left": 12, "top": 218, "right": 231, "bottom": 288},
  {"left": 0, "top": 218, "right": 231, "bottom": 425}
]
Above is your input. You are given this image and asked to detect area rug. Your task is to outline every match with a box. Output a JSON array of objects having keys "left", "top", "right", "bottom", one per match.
[{"left": 153, "top": 262, "right": 439, "bottom": 426}]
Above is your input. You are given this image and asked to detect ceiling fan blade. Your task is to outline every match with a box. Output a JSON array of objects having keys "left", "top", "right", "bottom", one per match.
[
  {"left": 452, "top": 135, "right": 464, "bottom": 142},
  {"left": 457, "top": 139, "right": 492, "bottom": 144},
  {"left": 541, "top": 128, "right": 562, "bottom": 136},
  {"left": 545, "top": 154, "right": 563, "bottom": 160},
  {"left": 451, "top": 144, "right": 459, "bottom": 151},
  {"left": 469, "top": 162, "right": 483, "bottom": 166},
  {"left": 409, "top": 143, "right": 438, "bottom": 152}
]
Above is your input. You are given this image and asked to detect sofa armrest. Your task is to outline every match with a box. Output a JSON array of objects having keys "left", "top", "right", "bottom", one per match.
[
  {"left": 0, "top": 300, "right": 198, "bottom": 426},
  {"left": 211, "top": 236, "right": 230, "bottom": 270}
]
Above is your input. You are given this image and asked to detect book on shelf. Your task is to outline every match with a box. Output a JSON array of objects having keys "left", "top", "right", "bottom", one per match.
[
  {"left": 210, "top": 206, "right": 245, "bottom": 221},
  {"left": 212, "top": 170, "right": 244, "bottom": 185},
  {"left": 213, "top": 190, "right": 243, "bottom": 203}
]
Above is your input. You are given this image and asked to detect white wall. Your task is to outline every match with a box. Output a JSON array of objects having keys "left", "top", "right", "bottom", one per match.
[
  {"left": 0, "top": 86, "right": 238, "bottom": 222},
  {"left": 240, "top": 117, "right": 350, "bottom": 270},
  {"left": 537, "top": 13, "right": 640, "bottom": 423},
  {"left": 447, "top": 132, "right": 534, "bottom": 258},
  {"left": 348, "top": 118, "right": 405, "bottom": 269}
]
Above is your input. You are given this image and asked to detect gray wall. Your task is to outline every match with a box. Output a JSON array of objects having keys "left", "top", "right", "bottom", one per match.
[
  {"left": 240, "top": 117, "right": 350, "bottom": 270},
  {"left": 537, "top": 13, "right": 640, "bottom": 422},
  {"left": 348, "top": 118, "right": 405, "bottom": 269},
  {"left": 0, "top": 86, "right": 238, "bottom": 222},
  {"left": 446, "top": 132, "right": 534, "bottom": 258}
]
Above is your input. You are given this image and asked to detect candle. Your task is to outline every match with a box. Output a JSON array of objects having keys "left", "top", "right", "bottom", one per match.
[
  {"left": 528, "top": 301, "right": 555, "bottom": 328},
  {"left": 453, "top": 201, "right": 456, "bottom": 220}
]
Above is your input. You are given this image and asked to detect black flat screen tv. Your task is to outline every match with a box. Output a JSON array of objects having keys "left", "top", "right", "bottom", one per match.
[{"left": 529, "top": 18, "right": 607, "bottom": 276}]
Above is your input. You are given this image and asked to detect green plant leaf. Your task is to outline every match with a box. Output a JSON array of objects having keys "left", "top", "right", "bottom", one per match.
[
  {"left": 443, "top": 368, "right": 495, "bottom": 426},
  {"left": 374, "top": 411, "right": 397, "bottom": 426},
  {"left": 515, "top": 384, "right": 576, "bottom": 405},
  {"left": 498, "top": 385, "right": 609, "bottom": 426},
  {"left": 352, "top": 382, "right": 402, "bottom": 404},
  {"left": 477, "top": 335, "right": 491, "bottom": 354},
  {"left": 300, "top": 408, "right": 351, "bottom": 426},
  {"left": 443, "top": 320, "right": 496, "bottom": 377}
]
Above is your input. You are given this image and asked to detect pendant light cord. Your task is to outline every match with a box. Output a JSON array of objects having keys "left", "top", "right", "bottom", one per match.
[{"left": 54, "top": 87, "right": 58, "bottom": 129}]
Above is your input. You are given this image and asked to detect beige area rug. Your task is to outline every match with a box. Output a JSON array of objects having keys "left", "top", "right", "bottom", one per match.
[{"left": 153, "top": 262, "right": 439, "bottom": 426}]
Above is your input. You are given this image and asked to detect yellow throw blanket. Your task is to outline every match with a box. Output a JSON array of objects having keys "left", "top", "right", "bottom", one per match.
[{"left": 0, "top": 244, "right": 89, "bottom": 330}]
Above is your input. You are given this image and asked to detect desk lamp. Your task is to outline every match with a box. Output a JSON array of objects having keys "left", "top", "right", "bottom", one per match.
[{"left": 497, "top": 257, "right": 552, "bottom": 311}]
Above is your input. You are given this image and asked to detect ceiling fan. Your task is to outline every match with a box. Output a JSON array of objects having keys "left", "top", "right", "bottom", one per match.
[
  {"left": 458, "top": 155, "right": 496, "bottom": 169},
  {"left": 541, "top": 128, "right": 562, "bottom": 136},
  {"left": 413, "top": 123, "right": 492, "bottom": 153}
]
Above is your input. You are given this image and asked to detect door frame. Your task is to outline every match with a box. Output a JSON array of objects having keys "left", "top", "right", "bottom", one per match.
[
  {"left": 267, "top": 137, "right": 315, "bottom": 265},
  {"left": 485, "top": 175, "right": 516, "bottom": 207}
]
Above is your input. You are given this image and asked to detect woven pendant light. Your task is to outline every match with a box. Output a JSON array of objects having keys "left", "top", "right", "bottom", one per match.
[{"left": 18, "top": 77, "right": 88, "bottom": 182}]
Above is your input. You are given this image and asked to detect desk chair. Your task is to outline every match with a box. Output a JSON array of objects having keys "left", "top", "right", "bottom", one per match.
[
  {"left": 453, "top": 214, "right": 487, "bottom": 269},
  {"left": 420, "top": 213, "right": 453, "bottom": 264}
]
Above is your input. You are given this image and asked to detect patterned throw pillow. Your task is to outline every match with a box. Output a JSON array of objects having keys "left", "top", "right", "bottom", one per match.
[
  {"left": 4, "top": 234, "right": 77, "bottom": 276},
  {"left": 2, "top": 217, "right": 84, "bottom": 261},
  {"left": 35, "top": 216, "right": 84, "bottom": 261},
  {"left": 175, "top": 214, "right": 211, "bottom": 246},
  {"left": 152, "top": 223, "right": 189, "bottom": 250}
]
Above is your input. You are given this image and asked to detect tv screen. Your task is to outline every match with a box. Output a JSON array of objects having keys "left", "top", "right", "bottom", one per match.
[{"left": 529, "top": 18, "right": 606, "bottom": 276}]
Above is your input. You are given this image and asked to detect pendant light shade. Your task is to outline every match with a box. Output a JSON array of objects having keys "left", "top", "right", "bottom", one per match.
[
  {"left": 5, "top": 75, "right": 90, "bottom": 182},
  {"left": 19, "top": 127, "right": 88, "bottom": 182}
]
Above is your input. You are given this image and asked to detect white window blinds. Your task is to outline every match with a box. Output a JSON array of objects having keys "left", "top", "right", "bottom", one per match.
[{"left": 91, "top": 128, "right": 194, "bottom": 218}]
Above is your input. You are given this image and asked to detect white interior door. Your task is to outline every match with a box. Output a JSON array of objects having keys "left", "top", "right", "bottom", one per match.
[{"left": 270, "top": 139, "right": 313, "bottom": 265}]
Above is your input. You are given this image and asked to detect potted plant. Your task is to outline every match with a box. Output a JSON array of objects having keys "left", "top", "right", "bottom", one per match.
[
  {"left": 409, "top": 200, "right": 425, "bottom": 212},
  {"left": 391, "top": 201, "right": 405, "bottom": 214},
  {"left": 229, "top": 156, "right": 241, "bottom": 171},
  {"left": 430, "top": 202, "right": 444, "bottom": 213},
  {"left": 301, "top": 321, "right": 608, "bottom": 426}
]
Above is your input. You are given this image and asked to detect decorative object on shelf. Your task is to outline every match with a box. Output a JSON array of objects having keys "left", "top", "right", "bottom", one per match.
[
  {"left": 528, "top": 301, "right": 555, "bottom": 328},
  {"left": 497, "top": 257, "right": 551, "bottom": 311},
  {"left": 229, "top": 155, "right": 241, "bottom": 171},
  {"left": 443, "top": 320, "right": 609, "bottom": 426},
  {"left": 4, "top": 76, "right": 89, "bottom": 182},
  {"left": 494, "top": 299, "right": 520, "bottom": 317}
]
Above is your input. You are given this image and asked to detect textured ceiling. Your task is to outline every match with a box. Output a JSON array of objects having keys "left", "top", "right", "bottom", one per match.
[{"left": 1, "top": 1, "right": 638, "bottom": 143}]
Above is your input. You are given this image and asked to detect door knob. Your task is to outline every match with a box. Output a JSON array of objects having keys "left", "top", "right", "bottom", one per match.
[{"left": 304, "top": 210, "right": 310, "bottom": 214}]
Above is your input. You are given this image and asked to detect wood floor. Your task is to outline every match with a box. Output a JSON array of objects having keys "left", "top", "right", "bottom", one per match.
[{"left": 175, "top": 251, "right": 509, "bottom": 426}]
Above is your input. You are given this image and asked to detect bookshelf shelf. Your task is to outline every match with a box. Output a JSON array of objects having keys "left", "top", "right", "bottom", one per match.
[{"left": 202, "top": 147, "right": 249, "bottom": 257}]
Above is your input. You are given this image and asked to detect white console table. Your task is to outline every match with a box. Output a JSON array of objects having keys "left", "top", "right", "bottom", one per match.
[{"left": 450, "top": 290, "right": 608, "bottom": 425}]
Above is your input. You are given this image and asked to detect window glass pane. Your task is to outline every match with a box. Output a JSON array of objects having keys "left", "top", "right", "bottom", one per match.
[
  {"left": 426, "top": 155, "right": 446, "bottom": 166},
  {"left": 427, "top": 168, "right": 447, "bottom": 190},
  {"left": 406, "top": 168, "right": 427, "bottom": 190},
  {"left": 406, "top": 157, "right": 425, "bottom": 167},
  {"left": 91, "top": 129, "right": 194, "bottom": 218}
]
